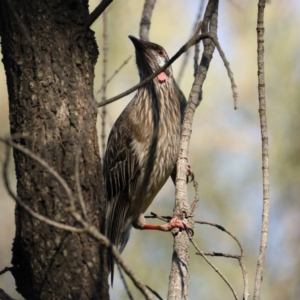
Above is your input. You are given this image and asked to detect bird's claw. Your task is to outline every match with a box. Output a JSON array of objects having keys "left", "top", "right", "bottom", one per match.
[
  {"left": 168, "top": 213, "right": 194, "bottom": 236},
  {"left": 186, "top": 164, "right": 194, "bottom": 183}
]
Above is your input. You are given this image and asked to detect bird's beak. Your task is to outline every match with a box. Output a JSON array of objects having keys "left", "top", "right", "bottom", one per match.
[{"left": 128, "top": 35, "right": 146, "bottom": 51}]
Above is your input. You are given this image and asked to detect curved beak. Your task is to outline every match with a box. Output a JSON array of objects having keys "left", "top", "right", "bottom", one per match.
[{"left": 128, "top": 35, "right": 146, "bottom": 51}]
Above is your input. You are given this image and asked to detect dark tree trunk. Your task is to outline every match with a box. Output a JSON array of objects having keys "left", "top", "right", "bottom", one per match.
[{"left": 0, "top": 0, "right": 109, "bottom": 299}]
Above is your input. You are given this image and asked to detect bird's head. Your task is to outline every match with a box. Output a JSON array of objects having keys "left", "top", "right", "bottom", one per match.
[{"left": 129, "top": 35, "right": 172, "bottom": 84}]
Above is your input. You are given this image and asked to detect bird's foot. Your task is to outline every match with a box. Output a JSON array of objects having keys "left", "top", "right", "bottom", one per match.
[
  {"left": 186, "top": 164, "right": 194, "bottom": 183},
  {"left": 138, "top": 215, "right": 193, "bottom": 236},
  {"left": 170, "top": 163, "right": 194, "bottom": 184}
]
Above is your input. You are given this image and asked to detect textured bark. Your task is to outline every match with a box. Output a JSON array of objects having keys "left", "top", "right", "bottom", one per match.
[
  {"left": 167, "top": 1, "right": 219, "bottom": 299},
  {"left": 0, "top": 0, "right": 109, "bottom": 299},
  {"left": 253, "top": 1, "right": 269, "bottom": 299}
]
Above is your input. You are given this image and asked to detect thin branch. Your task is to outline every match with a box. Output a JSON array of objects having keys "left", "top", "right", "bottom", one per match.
[
  {"left": 85, "top": 0, "right": 112, "bottom": 27},
  {"left": 117, "top": 263, "right": 134, "bottom": 300},
  {"left": 101, "top": 10, "right": 108, "bottom": 157},
  {"left": 74, "top": 100, "right": 98, "bottom": 223},
  {"left": 198, "top": 251, "right": 240, "bottom": 259},
  {"left": 253, "top": 1, "right": 270, "bottom": 300},
  {"left": 146, "top": 286, "right": 164, "bottom": 300},
  {"left": 193, "top": 1, "right": 207, "bottom": 78},
  {"left": 144, "top": 211, "right": 249, "bottom": 299},
  {"left": 0, "top": 267, "right": 13, "bottom": 276},
  {"left": 96, "top": 55, "right": 132, "bottom": 98},
  {"left": 1, "top": 143, "right": 84, "bottom": 234},
  {"left": 195, "top": 220, "right": 249, "bottom": 299},
  {"left": 177, "top": 0, "right": 206, "bottom": 84},
  {"left": 139, "top": 0, "right": 156, "bottom": 41},
  {"left": 97, "top": 31, "right": 237, "bottom": 108},
  {"left": 190, "top": 179, "right": 200, "bottom": 216},
  {"left": 189, "top": 236, "right": 239, "bottom": 300}
]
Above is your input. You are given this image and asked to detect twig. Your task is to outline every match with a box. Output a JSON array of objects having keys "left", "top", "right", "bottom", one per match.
[
  {"left": 146, "top": 286, "right": 163, "bottom": 300},
  {"left": 85, "top": 0, "right": 112, "bottom": 27},
  {"left": 0, "top": 267, "right": 13, "bottom": 276},
  {"left": 117, "top": 263, "right": 134, "bottom": 300},
  {"left": 96, "top": 55, "right": 132, "bottom": 98},
  {"left": 193, "top": 1, "right": 206, "bottom": 77},
  {"left": 1, "top": 143, "right": 84, "bottom": 234},
  {"left": 195, "top": 220, "right": 249, "bottom": 299},
  {"left": 190, "top": 179, "right": 200, "bottom": 217},
  {"left": 74, "top": 99, "right": 99, "bottom": 222},
  {"left": 97, "top": 31, "right": 237, "bottom": 109},
  {"left": 198, "top": 251, "right": 240, "bottom": 259},
  {"left": 101, "top": 10, "right": 108, "bottom": 157},
  {"left": 0, "top": 137, "right": 154, "bottom": 300},
  {"left": 139, "top": 0, "right": 156, "bottom": 41},
  {"left": 189, "top": 236, "right": 239, "bottom": 300},
  {"left": 177, "top": 0, "right": 206, "bottom": 84},
  {"left": 253, "top": 1, "right": 270, "bottom": 300}
]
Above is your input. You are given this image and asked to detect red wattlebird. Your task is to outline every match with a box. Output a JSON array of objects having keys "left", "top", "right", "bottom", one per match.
[{"left": 103, "top": 36, "right": 193, "bottom": 284}]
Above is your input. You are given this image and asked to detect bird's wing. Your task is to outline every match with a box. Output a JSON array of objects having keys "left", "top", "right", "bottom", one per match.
[
  {"left": 103, "top": 124, "right": 140, "bottom": 285},
  {"left": 103, "top": 125, "right": 140, "bottom": 250}
]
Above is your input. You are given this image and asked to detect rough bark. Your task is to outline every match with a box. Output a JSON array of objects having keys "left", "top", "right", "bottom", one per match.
[
  {"left": 167, "top": 1, "right": 219, "bottom": 299},
  {"left": 0, "top": 0, "right": 109, "bottom": 299}
]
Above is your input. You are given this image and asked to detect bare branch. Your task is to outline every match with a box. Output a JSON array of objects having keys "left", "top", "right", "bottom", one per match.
[
  {"left": 177, "top": 0, "right": 206, "bottom": 84},
  {"left": 253, "top": 1, "right": 270, "bottom": 300},
  {"left": 189, "top": 236, "right": 239, "bottom": 300},
  {"left": 74, "top": 99, "right": 99, "bottom": 222},
  {"left": 146, "top": 286, "right": 164, "bottom": 300},
  {"left": 117, "top": 263, "right": 134, "bottom": 300},
  {"left": 96, "top": 55, "right": 132, "bottom": 98},
  {"left": 0, "top": 267, "right": 13, "bottom": 276},
  {"left": 1, "top": 142, "right": 84, "bottom": 233},
  {"left": 198, "top": 251, "right": 240, "bottom": 259},
  {"left": 85, "top": 0, "right": 113, "bottom": 28},
  {"left": 195, "top": 220, "right": 249, "bottom": 299},
  {"left": 139, "top": 0, "right": 156, "bottom": 41},
  {"left": 168, "top": 2, "right": 219, "bottom": 298}
]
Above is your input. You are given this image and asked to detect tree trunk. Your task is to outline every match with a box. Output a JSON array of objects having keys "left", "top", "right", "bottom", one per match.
[{"left": 0, "top": 0, "right": 109, "bottom": 299}]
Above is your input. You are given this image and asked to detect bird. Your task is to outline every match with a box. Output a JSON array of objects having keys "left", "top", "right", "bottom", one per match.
[{"left": 103, "top": 35, "right": 192, "bottom": 284}]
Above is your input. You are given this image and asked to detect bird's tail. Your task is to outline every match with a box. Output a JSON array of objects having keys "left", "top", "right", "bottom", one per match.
[{"left": 105, "top": 199, "right": 131, "bottom": 286}]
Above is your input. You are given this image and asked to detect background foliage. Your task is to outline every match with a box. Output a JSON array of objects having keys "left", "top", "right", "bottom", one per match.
[{"left": 0, "top": 0, "right": 299, "bottom": 299}]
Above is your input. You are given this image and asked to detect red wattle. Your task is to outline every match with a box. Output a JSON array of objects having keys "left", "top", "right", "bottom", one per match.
[{"left": 157, "top": 72, "right": 167, "bottom": 82}]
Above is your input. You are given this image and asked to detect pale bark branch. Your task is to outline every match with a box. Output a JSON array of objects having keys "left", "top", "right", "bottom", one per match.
[
  {"left": 253, "top": 1, "right": 270, "bottom": 300},
  {"left": 167, "top": 1, "right": 219, "bottom": 298},
  {"left": 177, "top": 0, "right": 206, "bottom": 84},
  {"left": 139, "top": 0, "right": 156, "bottom": 41}
]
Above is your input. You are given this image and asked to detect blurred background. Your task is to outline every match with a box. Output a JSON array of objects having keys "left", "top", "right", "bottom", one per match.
[{"left": 1, "top": 0, "right": 299, "bottom": 299}]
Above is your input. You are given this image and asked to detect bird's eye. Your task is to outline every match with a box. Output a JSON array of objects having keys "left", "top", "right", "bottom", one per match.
[{"left": 157, "top": 49, "right": 164, "bottom": 56}]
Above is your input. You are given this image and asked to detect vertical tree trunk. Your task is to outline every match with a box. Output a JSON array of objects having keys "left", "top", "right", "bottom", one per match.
[{"left": 0, "top": 0, "right": 109, "bottom": 299}]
